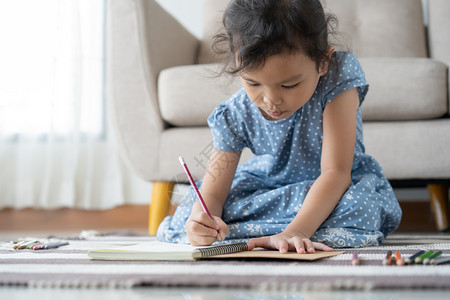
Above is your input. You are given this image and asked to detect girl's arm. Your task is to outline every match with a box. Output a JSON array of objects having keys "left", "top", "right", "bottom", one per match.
[
  {"left": 185, "top": 148, "right": 241, "bottom": 246},
  {"left": 248, "top": 88, "right": 360, "bottom": 253}
]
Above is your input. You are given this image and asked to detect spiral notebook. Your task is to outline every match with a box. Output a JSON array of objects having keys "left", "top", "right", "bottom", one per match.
[{"left": 88, "top": 241, "right": 343, "bottom": 261}]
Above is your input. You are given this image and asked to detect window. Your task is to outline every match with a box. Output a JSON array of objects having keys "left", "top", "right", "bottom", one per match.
[{"left": 0, "top": 0, "right": 105, "bottom": 139}]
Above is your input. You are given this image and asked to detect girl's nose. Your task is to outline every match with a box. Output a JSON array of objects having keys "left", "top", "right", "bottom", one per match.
[{"left": 263, "top": 92, "right": 282, "bottom": 106}]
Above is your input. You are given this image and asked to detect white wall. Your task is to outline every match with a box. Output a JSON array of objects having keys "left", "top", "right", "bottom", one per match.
[
  {"left": 155, "top": 0, "right": 205, "bottom": 38},
  {"left": 155, "top": 0, "right": 429, "bottom": 38}
]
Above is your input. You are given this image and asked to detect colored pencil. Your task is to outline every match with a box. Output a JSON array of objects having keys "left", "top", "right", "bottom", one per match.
[
  {"left": 404, "top": 250, "right": 425, "bottom": 264},
  {"left": 17, "top": 240, "right": 39, "bottom": 250},
  {"left": 383, "top": 250, "right": 393, "bottom": 265},
  {"left": 395, "top": 251, "right": 404, "bottom": 266},
  {"left": 179, "top": 156, "right": 220, "bottom": 237},
  {"left": 13, "top": 240, "right": 30, "bottom": 249},
  {"left": 415, "top": 250, "right": 434, "bottom": 264},
  {"left": 36, "top": 241, "right": 69, "bottom": 250},
  {"left": 433, "top": 256, "right": 450, "bottom": 265},
  {"left": 26, "top": 242, "right": 41, "bottom": 249},
  {"left": 352, "top": 251, "right": 359, "bottom": 265},
  {"left": 31, "top": 243, "right": 46, "bottom": 250},
  {"left": 424, "top": 251, "right": 442, "bottom": 265},
  {"left": 179, "top": 156, "right": 213, "bottom": 218}
]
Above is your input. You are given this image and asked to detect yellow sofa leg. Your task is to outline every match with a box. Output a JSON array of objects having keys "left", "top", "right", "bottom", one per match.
[
  {"left": 427, "top": 184, "right": 449, "bottom": 232},
  {"left": 148, "top": 182, "right": 175, "bottom": 235}
]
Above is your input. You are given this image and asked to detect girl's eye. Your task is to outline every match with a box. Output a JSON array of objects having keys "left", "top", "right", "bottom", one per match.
[
  {"left": 281, "top": 83, "right": 300, "bottom": 89},
  {"left": 246, "top": 82, "right": 260, "bottom": 87}
]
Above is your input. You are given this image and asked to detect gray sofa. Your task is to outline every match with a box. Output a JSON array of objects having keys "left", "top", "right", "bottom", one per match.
[{"left": 107, "top": 0, "right": 450, "bottom": 234}]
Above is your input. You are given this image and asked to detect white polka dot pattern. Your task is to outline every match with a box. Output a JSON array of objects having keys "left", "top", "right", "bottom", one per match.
[{"left": 157, "top": 52, "right": 402, "bottom": 247}]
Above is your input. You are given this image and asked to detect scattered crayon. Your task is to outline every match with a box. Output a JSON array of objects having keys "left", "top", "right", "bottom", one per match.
[
  {"left": 13, "top": 240, "right": 30, "bottom": 249},
  {"left": 383, "top": 250, "right": 393, "bottom": 265},
  {"left": 12, "top": 240, "right": 69, "bottom": 251},
  {"left": 395, "top": 251, "right": 404, "bottom": 266},
  {"left": 31, "top": 243, "right": 46, "bottom": 250},
  {"left": 424, "top": 251, "right": 442, "bottom": 265},
  {"left": 352, "top": 251, "right": 359, "bottom": 266},
  {"left": 17, "top": 240, "right": 39, "bottom": 250},
  {"left": 38, "top": 241, "right": 69, "bottom": 250},
  {"left": 415, "top": 250, "right": 434, "bottom": 264},
  {"left": 433, "top": 256, "right": 450, "bottom": 265},
  {"left": 404, "top": 250, "right": 425, "bottom": 264},
  {"left": 26, "top": 242, "right": 41, "bottom": 249}
]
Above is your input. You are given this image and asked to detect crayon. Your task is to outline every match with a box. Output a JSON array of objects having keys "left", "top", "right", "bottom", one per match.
[
  {"left": 352, "top": 251, "right": 359, "bottom": 266},
  {"left": 415, "top": 250, "right": 434, "bottom": 264},
  {"left": 31, "top": 243, "right": 46, "bottom": 250},
  {"left": 17, "top": 240, "right": 39, "bottom": 250},
  {"left": 424, "top": 251, "right": 442, "bottom": 265},
  {"left": 433, "top": 256, "right": 450, "bottom": 265},
  {"left": 382, "top": 250, "right": 393, "bottom": 265},
  {"left": 26, "top": 241, "right": 41, "bottom": 249},
  {"left": 13, "top": 240, "right": 30, "bottom": 249},
  {"left": 404, "top": 250, "right": 425, "bottom": 264},
  {"left": 40, "top": 241, "right": 69, "bottom": 249},
  {"left": 395, "top": 251, "right": 404, "bottom": 266}
]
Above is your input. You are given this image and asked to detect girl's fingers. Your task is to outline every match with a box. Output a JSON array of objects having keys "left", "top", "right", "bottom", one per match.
[
  {"left": 277, "top": 239, "right": 289, "bottom": 254},
  {"left": 249, "top": 235, "right": 334, "bottom": 254},
  {"left": 301, "top": 238, "right": 315, "bottom": 253},
  {"left": 186, "top": 221, "right": 219, "bottom": 246},
  {"left": 187, "top": 213, "right": 230, "bottom": 245},
  {"left": 189, "top": 235, "right": 218, "bottom": 246},
  {"left": 190, "top": 221, "right": 219, "bottom": 237},
  {"left": 247, "top": 236, "right": 272, "bottom": 250},
  {"left": 186, "top": 214, "right": 220, "bottom": 245},
  {"left": 213, "top": 217, "right": 229, "bottom": 241},
  {"left": 197, "top": 212, "right": 220, "bottom": 231},
  {"left": 312, "top": 242, "right": 333, "bottom": 252},
  {"left": 292, "top": 236, "right": 306, "bottom": 254}
]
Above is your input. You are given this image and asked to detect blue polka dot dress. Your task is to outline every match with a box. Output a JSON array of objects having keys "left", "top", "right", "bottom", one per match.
[{"left": 157, "top": 52, "right": 402, "bottom": 247}]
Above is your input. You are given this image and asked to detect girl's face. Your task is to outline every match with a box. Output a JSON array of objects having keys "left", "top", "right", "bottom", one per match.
[{"left": 239, "top": 50, "right": 328, "bottom": 121}]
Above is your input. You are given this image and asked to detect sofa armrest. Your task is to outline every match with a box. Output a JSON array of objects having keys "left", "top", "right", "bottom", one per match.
[
  {"left": 107, "top": 0, "right": 199, "bottom": 181},
  {"left": 139, "top": 0, "right": 200, "bottom": 77},
  {"left": 429, "top": 0, "right": 450, "bottom": 112}
]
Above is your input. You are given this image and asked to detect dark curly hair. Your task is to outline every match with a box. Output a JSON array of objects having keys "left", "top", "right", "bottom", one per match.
[{"left": 212, "top": 0, "right": 337, "bottom": 75}]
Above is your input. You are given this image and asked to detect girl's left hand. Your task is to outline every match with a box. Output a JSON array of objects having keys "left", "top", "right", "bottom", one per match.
[{"left": 247, "top": 231, "right": 333, "bottom": 254}]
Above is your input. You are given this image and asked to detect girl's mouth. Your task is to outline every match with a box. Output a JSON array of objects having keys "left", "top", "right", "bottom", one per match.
[
  {"left": 267, "top": 110, "right": 283, "bottom": 117},
  {"left": 258, "top": 107, "right": 286, "bottom": 120}
]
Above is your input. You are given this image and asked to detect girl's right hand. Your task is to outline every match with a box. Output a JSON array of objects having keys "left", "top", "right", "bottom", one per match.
[{"left": 185, "top": 210, "right": 228, "bottom": 246}]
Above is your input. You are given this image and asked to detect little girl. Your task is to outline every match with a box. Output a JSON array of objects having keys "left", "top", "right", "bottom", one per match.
[{"left": 157, "top": 0, "right": 402, "bottom": 251}]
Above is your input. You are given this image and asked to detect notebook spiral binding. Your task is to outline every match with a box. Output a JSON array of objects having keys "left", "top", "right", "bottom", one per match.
[{"left": 197, "top": 242, "right": 248, "bottom": 257}]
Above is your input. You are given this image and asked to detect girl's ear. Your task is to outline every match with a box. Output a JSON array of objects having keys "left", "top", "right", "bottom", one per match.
[{"left": 319, "top": 46, "right": 335, "bottom": 75}]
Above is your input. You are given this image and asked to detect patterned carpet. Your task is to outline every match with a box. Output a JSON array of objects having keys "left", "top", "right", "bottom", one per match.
[{"left": 1, "top": 232, "right": 450, "bottom": 290}]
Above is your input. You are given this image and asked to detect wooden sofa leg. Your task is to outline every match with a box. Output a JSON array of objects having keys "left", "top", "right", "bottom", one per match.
[
  {"left": 427, "top": 184, "right": 449, "bottom": 232},
  {"left": 148, "top": 182, "right": 175, "bottom": 235}
]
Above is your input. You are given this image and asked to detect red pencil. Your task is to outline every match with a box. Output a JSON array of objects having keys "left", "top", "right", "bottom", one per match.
[
  {"left": 179, "top": 156, "right": 221, "bottom": 240},
  {"left": 179, "top": 156, "right": 214, "bottom": 219}
]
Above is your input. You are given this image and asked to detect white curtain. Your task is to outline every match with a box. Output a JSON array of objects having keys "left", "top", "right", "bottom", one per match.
[{"left": 0, "top": 0, "right": 150, "bottom": 209}]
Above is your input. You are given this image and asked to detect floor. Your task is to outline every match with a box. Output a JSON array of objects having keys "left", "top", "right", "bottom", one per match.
[
  {"left": 1, "top": 230, "right": 450, "bottom": 299},
  {"left": 1, "top": 191, "right": 448, "bottom": 298},
  {"left": 1, "top": 286, "right": 450, "bottom": 299}
]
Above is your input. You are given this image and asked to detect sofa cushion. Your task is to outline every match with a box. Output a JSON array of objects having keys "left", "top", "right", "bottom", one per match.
[
  {"left": 156, "top": 120, "right": 450, "bottom": 181},
  {"left": 158, "top": 58, "right": 448, "bottom": 126},
  {"left": 158, "top": 64, "right": 242, "bottom": 126},
  {"left": 363, "top": 119, "right": 450, "bottom": 179},
  {"left": 360, "top": 58, "right": 448, "bottom": 121}
]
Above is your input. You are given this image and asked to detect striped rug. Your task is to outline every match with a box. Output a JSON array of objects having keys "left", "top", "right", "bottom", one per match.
[{"left": 1, "top": 233, "right": 450, "bottom": 290}]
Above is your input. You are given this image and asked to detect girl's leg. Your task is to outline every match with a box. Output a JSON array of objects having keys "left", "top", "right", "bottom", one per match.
[{"left": 312, "top": 174, "right": 402, "bottom": 247}]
